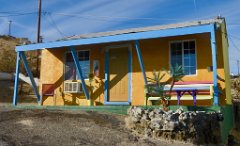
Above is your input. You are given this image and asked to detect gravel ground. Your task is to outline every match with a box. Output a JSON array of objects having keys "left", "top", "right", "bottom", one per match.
[{"left": 0, "top": 106, "right": 196, "bottom": 146}]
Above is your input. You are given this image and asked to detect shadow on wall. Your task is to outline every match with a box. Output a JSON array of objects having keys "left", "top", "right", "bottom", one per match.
[{"left": 41, "top": 48, "right": 106, "bottom": 106}]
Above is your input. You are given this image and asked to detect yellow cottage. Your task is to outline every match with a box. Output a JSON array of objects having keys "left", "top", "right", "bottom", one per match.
[{"left": 13, "top": 17, "right": 231, "bottom": 107}]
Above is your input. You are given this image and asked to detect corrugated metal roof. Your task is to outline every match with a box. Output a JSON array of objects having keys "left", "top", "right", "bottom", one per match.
[{"left": 64, "top": 17, "right": 224, "bottom": 40}]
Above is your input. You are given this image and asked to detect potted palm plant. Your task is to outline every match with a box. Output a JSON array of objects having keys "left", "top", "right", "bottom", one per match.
[{"left": 147, "top": 64, "right": 184, "bottom": 111}]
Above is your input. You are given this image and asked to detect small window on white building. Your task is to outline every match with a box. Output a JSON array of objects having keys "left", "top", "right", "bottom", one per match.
[
  {"left": 65, "top": 50, "right": 90, "bottom": 80},
  {"left": 170, "top": 40, "right": 196, "bottom": 75}
]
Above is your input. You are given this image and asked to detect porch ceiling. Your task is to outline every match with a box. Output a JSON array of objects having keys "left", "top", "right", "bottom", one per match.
[{"left": 16, "top": 23, "right": 215, "bottom": 52}]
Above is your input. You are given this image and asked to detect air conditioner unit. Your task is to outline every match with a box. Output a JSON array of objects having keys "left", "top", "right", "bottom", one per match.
[{"left": 64, "top": 81, "right": 82, "bottom": 93}]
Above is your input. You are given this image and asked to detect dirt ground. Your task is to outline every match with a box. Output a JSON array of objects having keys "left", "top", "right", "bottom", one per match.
[
  {"left": 0, "top": 106, "right": 198, "bottom": 146},
  {"left": 0, "top": 80, "right": 37, "bottom": 105},
  {"left": 1, "top": 80, "right": 239, "bottom": 145},
  {"left": 0, "top": 80, "right": 194, "bottom": 146}
]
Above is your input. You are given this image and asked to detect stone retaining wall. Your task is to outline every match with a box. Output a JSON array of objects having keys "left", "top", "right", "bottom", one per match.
[{"left": 125, "top": 106, "right": 223, "bottom": 145}]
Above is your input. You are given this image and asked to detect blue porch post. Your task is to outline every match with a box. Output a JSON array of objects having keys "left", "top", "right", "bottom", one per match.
[
  {"left": 128, "top": 48, "right": 132, "bottom": 103},
  {"left": 70, "top": 47, "right": 90, "bottom": 100},
  {"left": 104, "top": 49, "right": 109, "bottom": 103},
  {"left": 135, "top": 40, "right": 147, "bottom": 85},
  {"left": 20, "top": 52, "right": 41, "bottom": 103},
  {"left": 13, "top": 51, "right": 21, "bottom": 106},
  {"left": 210, "top": 24, "right": 219, "bottom": 105}
]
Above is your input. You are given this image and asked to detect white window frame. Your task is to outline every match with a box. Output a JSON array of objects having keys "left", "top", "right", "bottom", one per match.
[
  {"left": 63, "top": 49, "right": 91, "bottom": 81},
  {"left": 169, "top": 39, "right": 197, "bottom": 76}
]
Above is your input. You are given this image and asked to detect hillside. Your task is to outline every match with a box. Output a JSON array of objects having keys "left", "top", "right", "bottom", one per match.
[
  {"left": 0, "top": 35, "right": 36, "bottom": 104},
  {"left": 0, "top": 35, "right": 30, "bottom": 50},
  {"left": 0, "top": 35, "right": 36, "bottom": 74}
]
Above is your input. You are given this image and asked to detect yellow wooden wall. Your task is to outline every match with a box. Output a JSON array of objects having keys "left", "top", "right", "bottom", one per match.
[
  {"left": 40, "top": 29, "right": 230, "bottom": 106},
  {"left": 132, "top": 33, "right": 225, "bottom": 106},
  {"left": 40, "top": 45, "right": 106, "bottom": 106}
]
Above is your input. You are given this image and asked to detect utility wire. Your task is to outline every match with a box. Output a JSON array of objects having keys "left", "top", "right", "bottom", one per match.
[
  {"left": 49, "top": 11, "right": 226, "bottom": 22},
  {"left": 0, "top": 9, "right": 35, "bottom": 14},
  {"left": 43, "top": 13, "right": 65, "bottom": 38},
  {"left": 52, "top": 13, "right": 130, "bottom": 23},
  {"left": 0, "top": 12, "right": 37, "bottom": 17},
  {"left": 51, "top": 12, "right": 189, "bottom": 21},
  {"left": 221, "top": 30, "right": 240, "bottom": 40},
  {"left": 48, "top": 12, "right": 155, "bottom": 24},
  {"left": 48, "top": 13, "right": 65, "bottom": 37},
  {"left": 228, "top": 36, "right": 240, "bottom": 52},
  {"left": 49, "top": 12, "right": 222, "bottom": 26},
  {"left": 228, "top": 33, "right": 240, "bottom": 40},
  {"left": 1, "top": 10, "right": 179, "bottom": 21}
]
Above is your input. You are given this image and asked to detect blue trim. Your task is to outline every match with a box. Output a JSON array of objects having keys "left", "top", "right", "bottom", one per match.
[
  {"left": 16, "top": 24, "right": 213, "bottom": 51},
  {"left": 104, "top": 102, "right": 130, "bottom": 105},
  {"left": 20, "top": 52, "right": 41, "bottom": 103},
  {"left": 135, "top": 40, "right": 148, "bottom": 85},
  {"left": 210, "top": 24, "right": 219, "bottom": 105},
  {"left": 70, "top": 47, "right": 90, "bottom": 100},
  {"left": 104, "top": 50, "right": 109, "bottom": 103},
  {"left": 128, "top": 47, "right": 132, "bottom": 103},
  {"left": 13, "top": 51, "right": 21, "bottom": 106}
]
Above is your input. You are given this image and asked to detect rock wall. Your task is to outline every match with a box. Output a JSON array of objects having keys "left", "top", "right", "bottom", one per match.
[{"left": 125, "top": 106, "right": 223, "bottom": 145}]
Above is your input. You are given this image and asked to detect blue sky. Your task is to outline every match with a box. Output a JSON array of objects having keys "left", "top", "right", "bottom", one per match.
[{"left": 0, "top": 0, "right": 240, "bottom": 74}]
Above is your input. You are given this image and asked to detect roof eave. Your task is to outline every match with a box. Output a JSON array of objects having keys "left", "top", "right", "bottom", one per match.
[{"left": 15, "top": 23, "right": 215, "bottom": 52}]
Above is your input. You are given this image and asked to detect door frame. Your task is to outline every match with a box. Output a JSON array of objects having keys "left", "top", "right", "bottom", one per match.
[{"left": 104, "top": 44, "right": 132, "bottom": 105}]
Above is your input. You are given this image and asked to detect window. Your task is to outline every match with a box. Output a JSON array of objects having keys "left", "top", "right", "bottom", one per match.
[
  {"left": 170, "top": 40, "right": 196, "bottom": 75},
  {"left": 65, "top": 50, "right": 90, "bottom": 80}
]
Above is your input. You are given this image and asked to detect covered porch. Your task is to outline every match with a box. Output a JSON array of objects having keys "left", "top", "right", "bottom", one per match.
[{"left": 13, "top": 22, "right": 220, "bottom": 106}]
